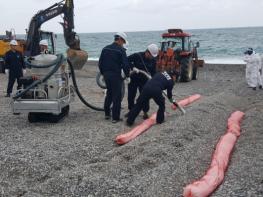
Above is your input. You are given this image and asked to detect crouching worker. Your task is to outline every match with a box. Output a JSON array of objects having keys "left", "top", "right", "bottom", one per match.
[{"left": 126, "top": 70, "right": 176, "bottom": 126}]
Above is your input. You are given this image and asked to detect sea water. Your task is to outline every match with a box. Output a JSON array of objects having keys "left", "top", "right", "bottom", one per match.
[{"left": 31, "top": 26, "right": 263, "bottom": 64}]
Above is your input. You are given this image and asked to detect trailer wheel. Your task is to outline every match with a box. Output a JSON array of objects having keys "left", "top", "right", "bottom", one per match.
[
  {"left": 96, "top": 72, "right": 107, "bottom": 89},
  {"left": 28, "top": 106, "right": 70, "bottom": 123},
  {"left": 180, "top": 57, "right": 193, "bottom": 82},
  {"left": 28, "top": 113, "right": 38, "bottom": 123},
  {"left": 96, "top": 72, "right": 125, "bottom": 101}
]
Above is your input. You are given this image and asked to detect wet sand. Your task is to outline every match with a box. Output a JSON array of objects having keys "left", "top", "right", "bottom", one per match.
[{"left": 0, "top": 62, "right": 262, "bottom": 196}]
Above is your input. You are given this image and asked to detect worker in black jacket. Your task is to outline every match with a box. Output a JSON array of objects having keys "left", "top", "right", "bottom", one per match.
[
  {"left": 127, "top": 44, "right": 158, "bottom": 119},
  {"left": 99, "top": 32, "right": 130, "bottom": 123},
  {"left": 126, "top": 71, "right": 176, "bottom": 126},
  {"left": 4, "top": 40, "right": 26, "bottom": 97}
]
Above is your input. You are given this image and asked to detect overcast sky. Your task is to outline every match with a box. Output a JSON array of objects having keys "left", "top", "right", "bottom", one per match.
[{"left": 0, "top": 0, "right": 263, "bottom": 34}]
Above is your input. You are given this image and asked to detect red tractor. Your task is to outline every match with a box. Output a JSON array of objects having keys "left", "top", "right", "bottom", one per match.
[{"left": 156, "top": 29, "right": 204, "bottom": 82}]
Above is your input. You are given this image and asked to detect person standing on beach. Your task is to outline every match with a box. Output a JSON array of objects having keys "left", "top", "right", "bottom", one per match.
[
  {"left": 258, "top": 53, "right": 263, "bottom": 89},
  {"left": 98, "top": 32, "right": 130, "bottom": 123},
  {"left": 243, "top": 48, "right": 262, "bottom": 90},
  {"left": 126, "top": 70, "right": 176, "bottom": 126},
  {"left": 4, "top": 40, "right": 26, "bottom": 97}
]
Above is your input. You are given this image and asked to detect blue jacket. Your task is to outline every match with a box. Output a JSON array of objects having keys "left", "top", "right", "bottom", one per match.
[
  {"left": 144, "top": 71, "right": 174, "bottom": 99},
  {"left": 128, "top": 52, "right": 156, "bottom": 84},
  {"left": 99, "top": 42, "right": 130, "bottom": 77},
  {"left": 4, "top": 50, "right": 25, "bottom": 76}
]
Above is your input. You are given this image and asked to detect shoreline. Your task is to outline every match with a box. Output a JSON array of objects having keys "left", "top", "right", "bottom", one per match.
[{"left": 85, "top": 60, "right": 245, "bottom": 67}]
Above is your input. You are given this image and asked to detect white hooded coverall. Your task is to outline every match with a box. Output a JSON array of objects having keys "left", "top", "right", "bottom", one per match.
[
  {"left": 258, "top": 54, "right": 263, "bottom": 87},
  {"left": 244, "top": 52, "right": 262, "bottom": 88}
]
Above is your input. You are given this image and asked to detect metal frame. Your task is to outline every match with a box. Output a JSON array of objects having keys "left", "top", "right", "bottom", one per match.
[{"left": 12, "top": 71, "right": 74, "bottom": 114}]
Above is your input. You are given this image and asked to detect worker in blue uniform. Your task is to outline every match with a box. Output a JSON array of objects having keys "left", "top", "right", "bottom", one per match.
[
  {"left": 4, "top": 40, "right": 26, "bottom": 97},
  {"left": 126, "top": 44, "right": 159, "bottom": 119},
  {"left": 98, "top": 32, "right": 130, "bottom": 123},
  {"left": 126, "top": 70, "right": 176, "bottom": 126}
]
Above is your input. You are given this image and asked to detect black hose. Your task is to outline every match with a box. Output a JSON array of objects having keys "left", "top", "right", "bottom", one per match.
[
  {"left": 67, "top": 59, "right": 104, "bottom": 111},
  {"left": 13, "top": 54, "right": 64, "bottom": 100}
]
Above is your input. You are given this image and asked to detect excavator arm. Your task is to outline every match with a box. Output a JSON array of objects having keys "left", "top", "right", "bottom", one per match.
[{"left": 25, "top": 0, "right": 87, "bottom": 68}]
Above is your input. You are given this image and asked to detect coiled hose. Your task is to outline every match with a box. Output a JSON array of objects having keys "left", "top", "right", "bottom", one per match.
[{"left": 67, "top": 59, "right": 104, "bottom": 111}]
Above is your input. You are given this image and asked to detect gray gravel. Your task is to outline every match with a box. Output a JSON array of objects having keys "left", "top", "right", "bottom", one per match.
[{"left": 0, "top": 62, "right": 262, "bottom": 197}]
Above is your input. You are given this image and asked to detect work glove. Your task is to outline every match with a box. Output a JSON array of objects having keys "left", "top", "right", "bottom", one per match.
[
  {"left": 125, "top": 77, "right": 131, "bottom": 84},
  {"left": 169, "top": 98, "right": 175, "bottom": 103},
  {"left": 23, "top": 69, "right": 26, "bottom": 75},
  {"left": 5, "top": 69, "right": 9, "bottom": 76},
  {"left": 132, "top": 67, "right": 140, "bottom": 74}
]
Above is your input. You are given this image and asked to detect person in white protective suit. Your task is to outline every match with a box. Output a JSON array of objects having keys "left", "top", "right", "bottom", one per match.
[
  {"left": 258, "top": 53, "right": 263, "bottom": 89},
  {"left": 243, "top": 48, "right": 262, "bottom": 90}
]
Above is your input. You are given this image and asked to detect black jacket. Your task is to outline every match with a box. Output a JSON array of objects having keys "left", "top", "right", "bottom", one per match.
[
  {"left": 4, "top": 50, "right": 25, "bottom": 76},
  {"left": 128, "top": 52, "right": 156, "bottom": 84},
  {"left": 99, "top": 42, "right": 130, "bottom": 77},
  {"left": 144, "top": 71, "right": 174, "bottom": 99}
]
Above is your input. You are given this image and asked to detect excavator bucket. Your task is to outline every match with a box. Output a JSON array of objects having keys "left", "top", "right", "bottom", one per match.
[{"left": 67, "top": 48, "right": 88, "bottom": 70}]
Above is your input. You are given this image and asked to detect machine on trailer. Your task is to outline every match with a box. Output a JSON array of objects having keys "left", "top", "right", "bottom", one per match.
[{"left": 12, "top": 0, "right": 103, "bottom": 123}]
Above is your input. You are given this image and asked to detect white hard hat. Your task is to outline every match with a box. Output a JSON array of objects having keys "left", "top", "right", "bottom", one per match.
[
  {"left": 147, "top": 44, "right": 159, "bottom": 57},
  {"left": 10, "top": 40, "right": 18, "bottom": 46},
  {"left": 39, "top": 39, "right": 48, "bottom": 46},
  {"left": 115, "top": 32, "right": 128, "bottom": 43}
]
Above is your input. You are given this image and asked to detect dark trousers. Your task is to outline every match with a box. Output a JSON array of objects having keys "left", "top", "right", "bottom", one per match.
[
  {"left": 7, "top": 74, "right": 22, "bottom": 94},
  {"left": 128, "top": 81, "right": 149, "bottom": 113},
  {"left": 127, "top": 87, "right": 165, "bottom": 124},
  {"left": 103, "top": 73, "right": 122, "bottom": 120}
]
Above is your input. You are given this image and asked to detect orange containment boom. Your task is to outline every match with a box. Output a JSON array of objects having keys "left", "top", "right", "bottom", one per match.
[
  {"left": 183, "top": 111, "right": 245, "bottom": 197},
  {"left": 172, "top": 94, "right": 201, "bottom": 110},
  {"left": 115, "top": 94, "right": 201, "bottom": 145}
]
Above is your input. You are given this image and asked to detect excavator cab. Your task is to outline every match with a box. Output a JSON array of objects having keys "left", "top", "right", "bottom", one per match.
[{"left": 39, "top": 31, "right": 56, "bottom": 54}]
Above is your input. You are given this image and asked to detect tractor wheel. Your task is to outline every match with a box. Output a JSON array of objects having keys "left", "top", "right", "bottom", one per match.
[
  {"left": 192, "top": 65, "right": 198, "bottom": 80},
  {"left": 180, "top": 57, "right": 193, "bottom": 82}
]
